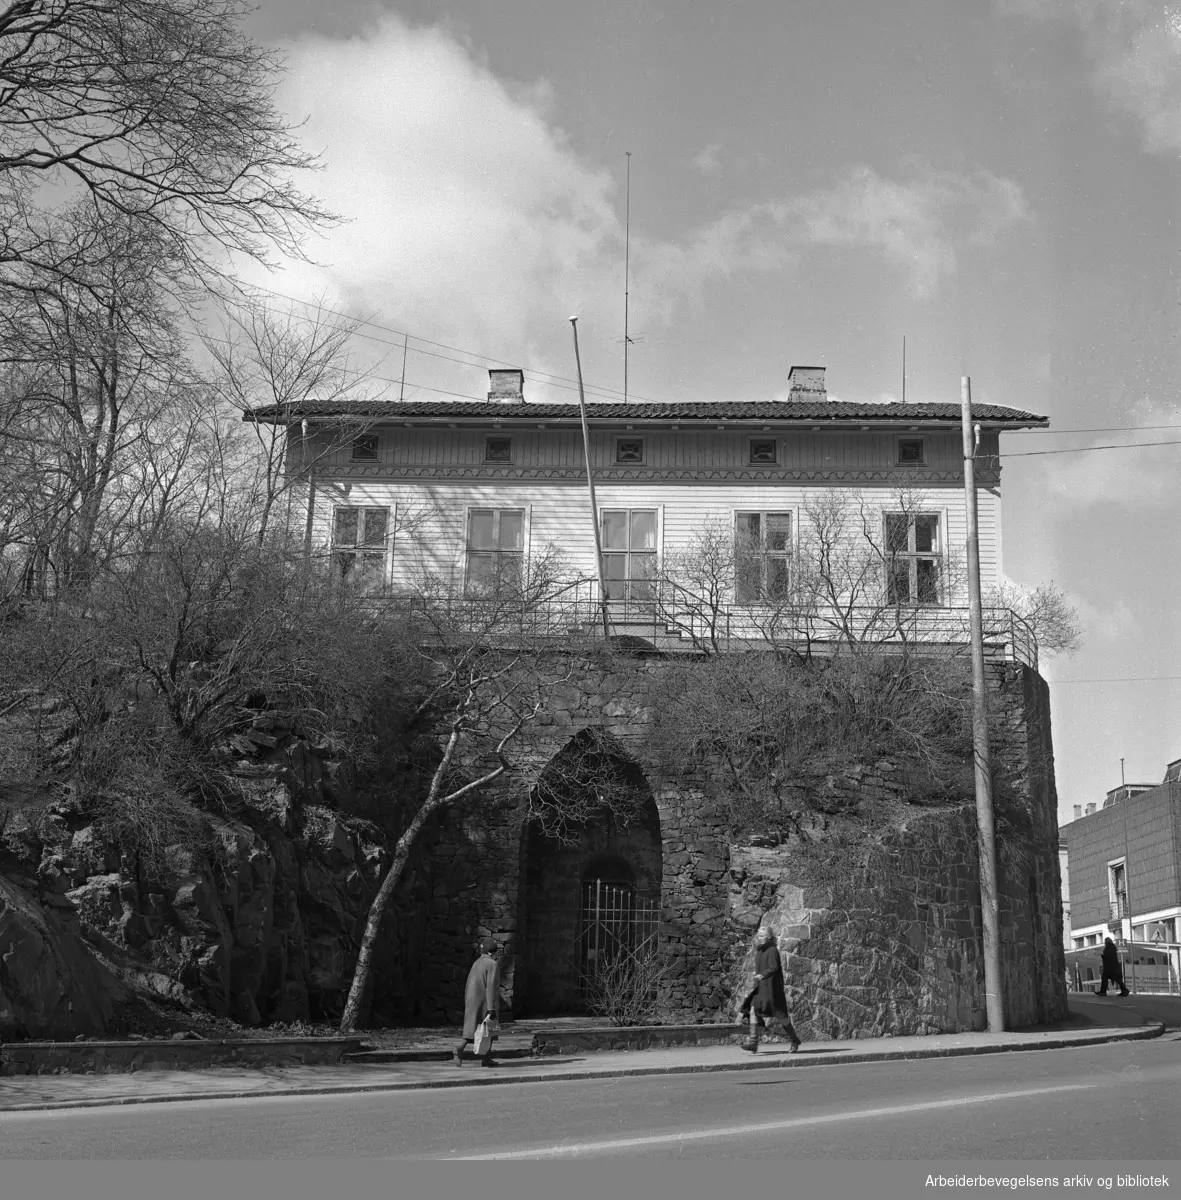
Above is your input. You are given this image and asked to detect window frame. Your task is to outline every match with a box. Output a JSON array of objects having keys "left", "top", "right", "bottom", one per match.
[
  {"left": 1107, "top": 857, "right": 1128, "bottom": 921},
  {"left": 895, "top": 436, "right": 926, "bottom": 466},
  {"left": 350, "top": 433, "right": 379, "bottom": 462},
  {"left": 733, "top": 509, "right": 794, "bottom": 603},
  {"left": 748, "top": 437, "right": 778, "bottom": 465},
  {"left": 483, "top": 436, "right": 513, "bottom": 463},
  {"left": 884, "top": 511, "right": 943, "bottom": 606},
  {"left": 464, "top": 506, "right": 526, "bottom": 594},
  {"left": 599, "top": 507, "right": 658, "bottom": 601},
  {"left": 330, "top": 504, "right": 390, "bottom": 591},
  {"left": 615, "top": 436, "right": 645, "bottom": 464}
]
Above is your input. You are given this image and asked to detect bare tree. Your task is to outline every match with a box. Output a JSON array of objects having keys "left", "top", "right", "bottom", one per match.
[
  {"left": 984, "top": 579, "right": 1081, "bottom": 658},
  {"left": 203, "top": 296, "right": 382, "bottom": 546},
  {"left": 338, "top": 560, "right": 642, "bottom": 1033},
  {"left": 0, "top": 208, "right": 205, "bottom": 595},
  {"left": 0, "top": 0, "right": 331, "bottom": 290}
]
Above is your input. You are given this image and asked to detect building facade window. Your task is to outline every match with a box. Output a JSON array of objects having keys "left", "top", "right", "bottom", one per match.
[
  {"left": 735, "top": 511, "right": 792, "bottom": 602},
  {"left": 885, "top": 512, "right": 942, "bottom": 605},
  {"left": 616, "top": 437, "right": 644, "bottom": 463},
  {"left": 332, "top": 506, "right": 388, "bottom": 590},
  {"left": 466, "top": 508, "right": 524, "bottom": 592},
  {"left": 1107, "top": 859, "right": 1128, "bottom": 921},
  {"left": 896, "top": 436, "right": 925, "bottom": 465},
  {"left": 484, "top": 436, "right": 513, "bottom": 462},
  {"left": 749, "top": 438, "right": 777, "bottom": 465},
  {"left": 350, "top": 434, "right": 379, "bottom": 462},
  {"left": 601, "top": 509, "right": 657, "bottom": 601}
]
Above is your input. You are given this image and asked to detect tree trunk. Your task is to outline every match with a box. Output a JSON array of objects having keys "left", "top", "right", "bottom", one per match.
[{"left": 339, "top": 760, "right": 509, "bottom": 1034}]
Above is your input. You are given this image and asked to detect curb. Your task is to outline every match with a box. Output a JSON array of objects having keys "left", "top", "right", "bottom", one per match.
[{"left": 0, "top": 1022, "right": 1162, "bottom": 1115}]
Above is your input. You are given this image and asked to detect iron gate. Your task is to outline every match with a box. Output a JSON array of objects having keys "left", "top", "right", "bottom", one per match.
[{"left": 576, "top": 877, "right": 659, "bottom": 997}]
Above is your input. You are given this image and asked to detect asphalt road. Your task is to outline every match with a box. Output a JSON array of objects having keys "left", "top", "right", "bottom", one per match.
[{"left": 2, "top": 1033, "right": 1179, "bottom": 1161}]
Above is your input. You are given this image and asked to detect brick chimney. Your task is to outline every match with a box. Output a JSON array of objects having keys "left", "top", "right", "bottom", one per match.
[
  {"left": 788, "top": 365, "right": 826, "bottom": 399},
  {"left": 488, "top": 368, "right": 525, "bottom": 402}
]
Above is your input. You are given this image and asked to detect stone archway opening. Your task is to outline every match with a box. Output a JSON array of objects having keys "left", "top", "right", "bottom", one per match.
[{"left": 516, "top": 730, "right": 661, "bottom": 1016}]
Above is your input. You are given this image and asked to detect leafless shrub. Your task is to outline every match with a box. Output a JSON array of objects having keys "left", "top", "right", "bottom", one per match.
[{"left": 583, "top": 943, "right": 671, "bottom": 1027}]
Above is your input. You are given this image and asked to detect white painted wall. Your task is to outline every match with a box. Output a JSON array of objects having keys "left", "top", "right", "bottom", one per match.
[{"left": 307, "top": 478, "right": 1002, "bottom": 604}]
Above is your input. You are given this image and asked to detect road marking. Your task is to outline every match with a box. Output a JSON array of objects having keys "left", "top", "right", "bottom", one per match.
[{"left": 454, "top": 1082, "right": 1096, "bottom": 1159}]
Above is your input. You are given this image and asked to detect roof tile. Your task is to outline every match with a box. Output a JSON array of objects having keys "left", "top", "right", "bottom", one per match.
[{"left": 247, "top": 399, "right": 1046, "bottom": 424}]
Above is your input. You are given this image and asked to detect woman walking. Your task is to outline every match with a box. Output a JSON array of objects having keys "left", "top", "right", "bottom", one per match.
[{"left": 739, "top": 925, "right": 801, "bottom": 1054}]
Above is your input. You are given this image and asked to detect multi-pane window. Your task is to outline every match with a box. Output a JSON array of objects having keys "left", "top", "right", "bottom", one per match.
[
  {"left": 332, "top": 506, "right": 388, "bottom": 591},
  {"left": 885, "top": 513, "right": 941, "bottom": 605},
  {"left": 601, "top": 509, "right": 657, "bottom": 600},
  {"left": 484, "top": 437, "right": 513, "bottom": 462},
  {"left": 466, "top": 508, "right": 524, "bottom": 592},
  {"left": 735, "top": 512, "right": 792, "bottom": 602},
  {"left": 749, "top": 439, "right": 777, "bottom": 465},
  {"left": 616, "top": 438, "right": 644, "bottom": 463},
  {"left": 350, "top": 434, "right": 379, "bottom": 462}
]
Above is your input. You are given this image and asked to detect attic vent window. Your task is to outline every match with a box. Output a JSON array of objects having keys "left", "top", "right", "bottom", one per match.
[
  {"left": 351, "top": 434, "right": 379, "bottom": 462},
  {"left": 616, "top": 438, "right": 644, "bottom": 463},
  {"left": 484, "top": 437, "right": 513, "bottom": 462},
  {"left": 749, "top": 439, "right": 777, "bottom": 465},
  {"left": 897, "top": 437, "right": 925, "bottom": 465}
]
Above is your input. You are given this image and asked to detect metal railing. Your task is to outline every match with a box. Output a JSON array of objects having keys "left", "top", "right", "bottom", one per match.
[
  {"left": 576, "top": 879, "right": 660, "bottom": 999},
  {"left": 378, "top": 577, "right": 1039, "bottom": 670}
]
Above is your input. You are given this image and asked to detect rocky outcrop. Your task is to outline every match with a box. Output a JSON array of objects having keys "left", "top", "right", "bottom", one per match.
[
  {"left": 1, "top": 722, "right": 393, "bottom": 1039},
  {"left": 0, "top": 871, "right": 129, "bottom": 1040}
]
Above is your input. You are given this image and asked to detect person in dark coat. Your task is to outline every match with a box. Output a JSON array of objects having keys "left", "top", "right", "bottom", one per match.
[
  {"left": 453, "top": 937, "right": 501, "bottom": 1067},
  {"left": 739, "top": 925, "right": 801, "bottom": 1054},
  {"left": 1098, "top": 937, "right": 1130, "bottom": 997}
]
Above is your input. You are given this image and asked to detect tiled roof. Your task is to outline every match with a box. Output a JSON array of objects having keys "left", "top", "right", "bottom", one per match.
[{"left": 246, "top": 399, "right": 1047, "bottom": 424}]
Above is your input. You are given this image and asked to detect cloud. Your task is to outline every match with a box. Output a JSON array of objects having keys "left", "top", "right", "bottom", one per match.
[
  {"left": 641, "top": 164, "right": 1029, "bottom": 305},
  {"left": 691, "top": 143, "right": 723, "bottom": 175},
  {"left": 1028, "top": 440, "right": 1177, "bottom": 511},
  {"left": 248, "top": 17, "right": 1031, "bottom": 386},
  {"left": 999, "top": 0, "right": 1181, "bottom": 154},
  {"left": 774, "top": 165, "right": 1030, "bottom": 297}
]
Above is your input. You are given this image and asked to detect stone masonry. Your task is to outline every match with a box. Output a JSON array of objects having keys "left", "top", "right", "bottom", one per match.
[{"left": 389, "top": 653, "right": 1068, "bottom": 1034}]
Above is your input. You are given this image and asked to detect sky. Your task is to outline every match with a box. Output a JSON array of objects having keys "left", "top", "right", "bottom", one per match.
[{"left": 239, "top": 0, "right": 1181, "bottom": 823}]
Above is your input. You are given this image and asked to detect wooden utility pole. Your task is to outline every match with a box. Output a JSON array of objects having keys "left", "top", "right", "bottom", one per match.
[
  {"left": 961, "top": 375, "right": 1004, "bottom": 1033},
  {"left": 570, "top": 317, "right": 612, "bottom": 640}
]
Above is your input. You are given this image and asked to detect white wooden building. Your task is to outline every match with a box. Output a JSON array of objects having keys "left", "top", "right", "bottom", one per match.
[{"left": 253, "top": 365, "right": 1047, "bottom": 661}]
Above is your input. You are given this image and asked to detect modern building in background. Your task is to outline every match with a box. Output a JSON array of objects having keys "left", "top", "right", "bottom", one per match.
[{"left": 1059, "top": 758, "right": 1181, "bottom": 992}]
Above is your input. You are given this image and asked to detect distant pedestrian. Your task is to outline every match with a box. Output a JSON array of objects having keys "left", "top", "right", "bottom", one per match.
[
  {"left": 1098, "top": 937, "right": 1130, "bottom": 997},
  {"left": 454, "top": 937, "right": 501, "bottom": 1067},
  {"left": 739, "top": 925, "right": 801, "bottom": 1054}
]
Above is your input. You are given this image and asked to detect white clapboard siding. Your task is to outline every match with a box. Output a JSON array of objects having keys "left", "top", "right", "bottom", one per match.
[{"left": 308, "top": 479, "right": 1003, "bottom": 601}]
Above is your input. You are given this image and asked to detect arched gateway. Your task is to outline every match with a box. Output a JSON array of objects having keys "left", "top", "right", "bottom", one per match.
[{"left": 515, "top": 730, "right": 662, "bottom": 1015}]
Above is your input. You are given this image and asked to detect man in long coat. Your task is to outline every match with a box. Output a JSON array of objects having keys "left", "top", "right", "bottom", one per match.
[
  {"left": 1098, "top": 937, "right": 1130, "bottom": 997},
  {"left": 739, "top": 925, "right": 801, "bottom": 1054},
  {"left": 453, "top": 937, "right": 501, "bottom": 1066}
]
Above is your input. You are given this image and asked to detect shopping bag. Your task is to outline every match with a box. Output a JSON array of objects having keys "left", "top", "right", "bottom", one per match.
[{"left": 473, "top": 1016, "right": 492, "bottom": 1058}]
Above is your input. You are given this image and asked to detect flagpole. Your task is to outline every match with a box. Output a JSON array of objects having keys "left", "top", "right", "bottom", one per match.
[{"left": 570, "top": 317, "right": 612, "bottom": 640}]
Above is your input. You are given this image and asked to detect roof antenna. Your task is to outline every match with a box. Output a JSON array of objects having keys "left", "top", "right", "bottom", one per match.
[
  {"left": 624, "top": 151, "right": 632, "bottom": 404},
  {"left": 902, "top": 335, "right": 906, "bottom": 405}
]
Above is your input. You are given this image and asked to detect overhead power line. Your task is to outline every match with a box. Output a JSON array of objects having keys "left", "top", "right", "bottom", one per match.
[
  {"left": 228, "top": 285, "right": 1181, "bottom": 436},
  {"left": 995, "top": 439, "right": 1181, "bottom": 458}
]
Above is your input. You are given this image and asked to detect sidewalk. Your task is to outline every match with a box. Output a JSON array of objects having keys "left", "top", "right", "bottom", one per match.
[{"left": 0, "top": 1002, "right": 1163, "bottom": 1114}]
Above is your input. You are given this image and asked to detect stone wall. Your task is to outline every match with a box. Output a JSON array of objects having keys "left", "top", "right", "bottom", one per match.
[
  {"left": 2, "top": 653, "right": 1068, "bottom": 1039},
  {"left": 392, "top": 656, "right": 1067, "bottom": 1034},
  {"left": 725, "top": 667, "right": 1068, "bottom": 1036}
]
